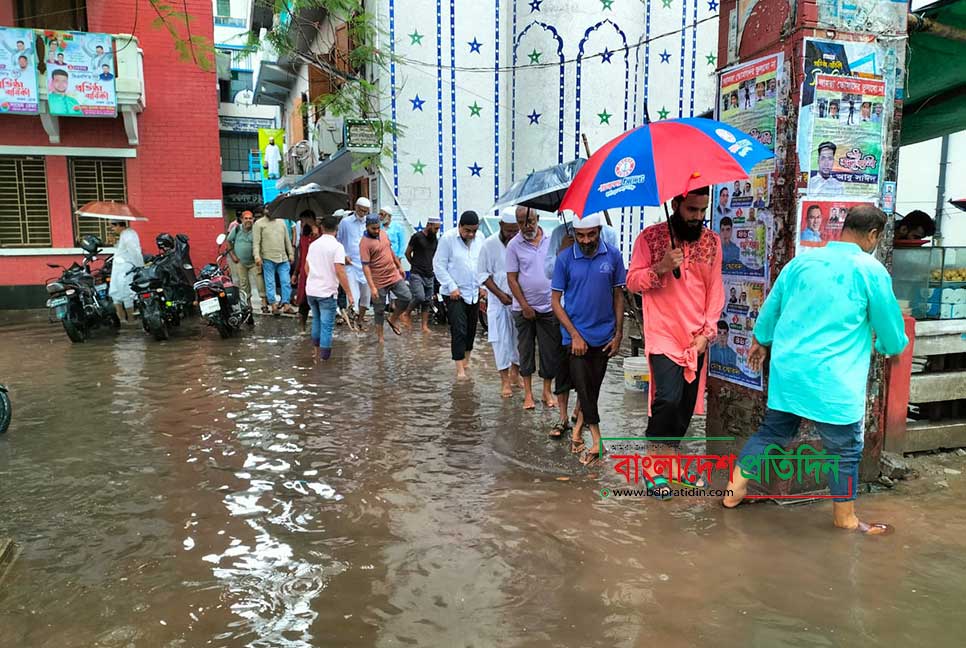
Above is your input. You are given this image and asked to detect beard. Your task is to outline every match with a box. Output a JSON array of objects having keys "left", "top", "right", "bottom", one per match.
[
  {"left": 578, "top": 241, "right": 598, "bottom": 257},
  {"left": 522, "top": 228, "right": 538, "bottom": 241},
  {"left": 671, "top": 212, "right": 704, "bottom": 242},
  {"left": 424, "top": 229, "right": 437, "bottom": 240}
]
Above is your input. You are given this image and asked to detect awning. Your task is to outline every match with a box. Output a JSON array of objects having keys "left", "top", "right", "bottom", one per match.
[
  {"left": 253, "top": 61, "right": 298, "bottom": 106},
  {"left": 902, "top": 0, "right": 966, "bottom": 144}
]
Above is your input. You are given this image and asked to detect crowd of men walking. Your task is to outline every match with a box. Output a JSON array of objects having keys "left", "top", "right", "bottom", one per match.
[{"left": 224, "top": 191, "right": 908, "bottom": 535}]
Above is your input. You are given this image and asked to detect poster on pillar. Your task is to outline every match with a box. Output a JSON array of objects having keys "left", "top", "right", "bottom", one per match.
[
  {"left": 0, "top": 27, "right": 40, "bottom": 114},
  {"left": 716, "top": 53, "right": 782, "bottom": 176},
  {"left": 796, "top": 199, "right": 872, "bottom": 252},
  {"left": 258, "top": 129, "right": 285, "bottom": 180},
  {"left": 711, "top": 174, "right": 772, "bottom": 282},
  {"left": 709, "top": 277, "right": 766, "bottom": 390},
  {"left": 44, "top": 31, "right": 117, "bottom": 117},
  {"left": 806, "top": 75, "right": 885, "bottom": 199},
  {"left": 798, "top": 38, "right": 884, "bottom": 172}
]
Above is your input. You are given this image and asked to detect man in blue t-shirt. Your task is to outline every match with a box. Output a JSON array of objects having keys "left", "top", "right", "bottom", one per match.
[{"left": 551, "top": 213, "right": 627, "bottom": 466}]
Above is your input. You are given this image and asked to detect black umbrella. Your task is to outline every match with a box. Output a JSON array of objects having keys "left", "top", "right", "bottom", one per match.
[
  {"left": 266, "top": 183, "right": 349, "bottom": 220},
  {"left": 491, "top": 159, "right": 586, "bottom": 213}
]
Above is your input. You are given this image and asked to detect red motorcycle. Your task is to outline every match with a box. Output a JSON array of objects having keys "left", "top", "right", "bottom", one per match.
[{"left": 192, "top": 234, "right": 253, "bottom": 338}]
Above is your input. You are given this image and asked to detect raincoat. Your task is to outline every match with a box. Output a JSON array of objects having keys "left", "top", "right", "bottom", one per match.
[{"left": 109, "top": 226, "right": 144, "bottom": 308}]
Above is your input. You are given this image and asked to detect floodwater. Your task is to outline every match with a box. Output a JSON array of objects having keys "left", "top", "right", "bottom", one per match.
[{"left": 1, "top": 311, "right": 965, "bottom": 648}]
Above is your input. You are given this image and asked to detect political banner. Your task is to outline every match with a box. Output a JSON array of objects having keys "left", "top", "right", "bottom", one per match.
[
  {"left": 44, "top": 31, "right": 116, "bottom": 117},
  {"left": 806, "top": 74, "right": 885, "bottom": 199},
  {"left": 796, "top": 199, "right": 873, "bottom": 252},
  {"left": 0, "top": 27, "right": 39, "bottom": 114},
  {"left": 712, "top": 173, "right": 773, "bottom": 282},
  {"left": 709, "top": 277, "right": 765, "bottom": 391},
  {"left": 717, "top": 53, "right": 782, "bottom": 175}
]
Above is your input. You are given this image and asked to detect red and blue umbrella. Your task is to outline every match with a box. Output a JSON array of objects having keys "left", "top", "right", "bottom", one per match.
[{"left": 559, "top": 118, "right": 775, "bottom": 218}]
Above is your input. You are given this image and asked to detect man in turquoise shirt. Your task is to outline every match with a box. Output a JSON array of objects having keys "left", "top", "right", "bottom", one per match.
[{"left": 724, "top": 205, "right": 908, "bottom": 535}]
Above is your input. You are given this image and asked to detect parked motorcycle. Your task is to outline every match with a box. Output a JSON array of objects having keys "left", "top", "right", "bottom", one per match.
[
  {"left": 44, "top": 235, "right": 120, "bottom": 343},
  {"left": 193, "top": 233, "right": 253, "bottom": 338},
  {"left": 0, "top": 384, "right": 9, "bottom": 434},
  {"left": 130, "top": 233, "right": 197, "bottom": 341}
]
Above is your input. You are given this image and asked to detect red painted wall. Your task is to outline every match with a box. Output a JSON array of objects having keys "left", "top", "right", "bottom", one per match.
[{"left": 0, "top": 0, "right": 223, "bottom": 290}]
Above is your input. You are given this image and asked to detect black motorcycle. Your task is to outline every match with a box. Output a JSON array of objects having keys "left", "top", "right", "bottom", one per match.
[
  {"left": 0, "top": 384, "right": 9, "bottom": 434},
  {"left": 45, "top": 235, "right": 119, "bottom": 343},
  {"left": 193, "top": 233, "right": 253, "bottom": 338},
  {"left": 130, "top": 233, "right": 197, "bottom": 341}
]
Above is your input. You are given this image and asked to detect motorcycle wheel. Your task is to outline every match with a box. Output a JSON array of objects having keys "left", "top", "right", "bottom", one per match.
[
  {"left": 214, "top": 317, "right": 233, "bottom": 339},
  {"left": 143, "top": 303, "right": 169, "bottom": 341},
  {"left": 110, "top": 313, "right": 121, "bottom": 329},
  {"left": 0, "top": 389, "right": 10, "bottom": 434},
  {"left": 62, "top": 317, "right": 86, "bottom": 343}
]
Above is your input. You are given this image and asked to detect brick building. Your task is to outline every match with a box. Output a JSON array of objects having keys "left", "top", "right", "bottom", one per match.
[{"left": 0, "top": 0, "right": 223, "bottom": 308}]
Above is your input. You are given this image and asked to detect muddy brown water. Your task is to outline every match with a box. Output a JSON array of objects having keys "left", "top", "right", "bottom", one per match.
[{"left": 1, "top": 312, "right": 965, "bottom": 647}]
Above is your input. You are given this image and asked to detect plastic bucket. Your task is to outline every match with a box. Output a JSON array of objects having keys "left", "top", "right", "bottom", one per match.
[{"left": 623, "top": 355, "right": 649, "bottom": 392}]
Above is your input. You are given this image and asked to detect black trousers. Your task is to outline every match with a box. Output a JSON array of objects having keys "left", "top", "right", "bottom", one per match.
[
  {"left": 513, "top": 311, "right": 562, "bottom": 379},
  {"left": 447, "top": 299, "right": 479, "bottom": 361},
  {"left": 569, "top": 345, "right": 609, "bottom": 425},
  {"left": 644, "top": 353, "right": 705, "bottom": 446}
]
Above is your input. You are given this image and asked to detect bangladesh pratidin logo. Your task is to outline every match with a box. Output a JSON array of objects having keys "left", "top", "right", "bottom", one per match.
[{"left": 614, "top": 156, "right": 636, "bottom": 178}]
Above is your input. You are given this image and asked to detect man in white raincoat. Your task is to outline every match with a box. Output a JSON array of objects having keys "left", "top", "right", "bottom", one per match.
[
  {"left": 108, "top": 220, "right": 143, "bottom": 322},
  {"left": 478, "top": 208, "right": 522, "bottom": 398}
]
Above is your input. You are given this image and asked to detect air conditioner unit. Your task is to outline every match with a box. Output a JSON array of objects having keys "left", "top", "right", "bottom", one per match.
[{"left": 315, "top": 116, "right": 344, "bottom": 159}]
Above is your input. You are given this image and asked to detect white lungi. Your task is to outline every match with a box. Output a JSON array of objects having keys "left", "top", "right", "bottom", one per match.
[{"left": 478, "top": 232, "right": 520, "bottom": 371}]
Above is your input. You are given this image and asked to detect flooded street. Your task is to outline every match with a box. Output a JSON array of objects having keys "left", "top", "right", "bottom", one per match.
[{"left": 1, "top": 312, "right": 965, "bottom": 647}]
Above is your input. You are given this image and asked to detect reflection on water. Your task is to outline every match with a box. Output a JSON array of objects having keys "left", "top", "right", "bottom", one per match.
[{"left": 1, "top": 311, "right": 965, "bottom": 647}]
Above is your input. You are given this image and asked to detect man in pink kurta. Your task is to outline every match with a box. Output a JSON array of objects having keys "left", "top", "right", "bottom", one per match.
[{"left": 626, "top": 188, "right": 724, "bottom": 488}]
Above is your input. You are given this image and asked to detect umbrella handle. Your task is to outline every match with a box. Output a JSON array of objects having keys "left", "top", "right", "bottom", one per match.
[{"left": 663, "top": 203, "right": 682, "bottom": 280}]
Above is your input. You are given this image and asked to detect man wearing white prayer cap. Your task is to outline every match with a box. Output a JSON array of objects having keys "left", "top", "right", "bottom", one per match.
[
  {"left": 478, "top": 207, "right": 523, "bottom": 396},
  {"left": 550, "top": 209, "right": 627, "bottom": 465},
  {"left": 337, "top": 197, "right": 374, "bottom": 326}
]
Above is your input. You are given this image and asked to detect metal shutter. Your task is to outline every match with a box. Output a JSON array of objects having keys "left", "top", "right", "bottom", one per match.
[
  {"left": 69, "top": 158, "right": 127, "bottom": 245},
  {"left": 0, "top": 156, "right": 51, "bottom": 247}
]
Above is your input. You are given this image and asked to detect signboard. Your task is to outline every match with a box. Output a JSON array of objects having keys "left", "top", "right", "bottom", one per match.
[
  {"left": 219, "top": 115, "right": 276, "bottom": 133},
  {"left": 344, "top": 118, "right": 382, "bottom": 154},
  {"left": 44, "top": 31, "right": 116, "bottom": 117},
  {"left": 193, "top": 199, "right": 223, "bottom": 219},
  {"left": 0, "top": 27, "right": 39, "bottom": 114},
  {"left": 806, "top": 74, "right": 885, "bottom": 199},
  {"left": 717, "top": 53, "right": 782, "bottom": 175},
  {"left": 223, "top": 184, "right": 264, "bottom": 208}
]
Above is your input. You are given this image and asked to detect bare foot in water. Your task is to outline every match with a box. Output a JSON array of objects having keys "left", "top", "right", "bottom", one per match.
[
  {"left": 542, "top": 392, "right": 557, "bottom": 408},
  {"left": 523, "top": 392, "right": 536, "bottom": 409},
  {"left": 500, "top": 377, "right": 513, "bottom": 398}
]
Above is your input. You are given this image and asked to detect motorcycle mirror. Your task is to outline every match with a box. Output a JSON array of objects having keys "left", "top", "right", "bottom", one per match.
[{"left": 216, "top": 233, "right": 227, "bottom": 246}]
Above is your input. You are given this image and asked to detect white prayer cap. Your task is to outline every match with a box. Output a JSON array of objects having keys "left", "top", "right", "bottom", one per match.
[
  {"left": 332, "top": 209, "right": 347, "bottom": 217},
  {"left": 574, "top": 213, "right": 602, "bottom": 229},
  {"left": 427, "top": 215, "right": 442, "bottom": 224},
  {"left": 500, "top": 207, "right": 517, "bottom": 224},
  {"left": 355, "top": 197, "right": 372, "bottom": 208},
  {"left": 379, "top": 205, "right": 393, "bottom": 216}
]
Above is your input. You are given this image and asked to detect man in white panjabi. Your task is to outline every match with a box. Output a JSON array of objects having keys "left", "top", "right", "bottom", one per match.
[
  {"left": 108, "top": 220, "right": 143, "bottom": 322},
  {"left": 263, "top": 137, "right": 282, "bottom": 179},
  {"left": 478, "top": 208, "right": 522, "bottom": 397}
]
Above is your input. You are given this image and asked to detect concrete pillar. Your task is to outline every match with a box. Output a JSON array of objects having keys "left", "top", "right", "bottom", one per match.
[{"left": 707, "top": 0, "right": 908, "bottom": 485}]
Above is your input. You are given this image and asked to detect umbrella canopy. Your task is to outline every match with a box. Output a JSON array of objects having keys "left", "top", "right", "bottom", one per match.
[
  {"left": 266, "top": 182, "right": 349, "bottom": 220},
  {"left": 75, "top": 200, "right": 149, "bottom": 222},
  {"left": 492, "top": 158, "right": 586, "bottom": 213},
  {"left": 559, "top": 118, "right": 775, "bottom": 217},
  {"left": 950, "top": 197, "right": 966, "bottom": 213}
]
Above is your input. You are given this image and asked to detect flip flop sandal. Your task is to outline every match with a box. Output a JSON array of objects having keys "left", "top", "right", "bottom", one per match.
[
  {"left": 675, "top": 461, "right": 709, "bottom": 489},
  {"left": 387, "top": 319, "right": 402, "bottom": 336},
  {"left": 579, "top": 450, "right": 603, "bottom": 466},
  {"left": 647, "top": 475, "right": 673, "bottom": 500},
  {"left": 852, "top": 521, "right": 894, "bottom": 536},
  {"left": 570, "top": 438, "right": 586, "bottom": 454},
  {"left": 548, "top": 421, "right": 570, "bottom": 439}
]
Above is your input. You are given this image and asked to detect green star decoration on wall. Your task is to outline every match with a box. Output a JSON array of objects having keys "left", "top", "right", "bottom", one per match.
[
  {"left": 411, "top": 160, "right": 426, "bottom": 174},
  {"left": 597, "top": 109, "right": 612, "bottom": 125},
  {"left": 601, "top": 0, "right": 614, "bottom": 9},
  {"left": 657, "top": 106, "right": 669, "bottom": 119},
  {"left": 409, "top": 30, "right": 424, "bottom": 46},
  {"left": 706, "top": 52, "right": 717, "bottom": 65},
  {"left": 468, "top": 101, "right": 482, "bottom": 117},
  {"left": 528, "top": 49, "right": 542, "bottom": 64},
  {"left": 661, "top": 0, "right": 672, "bottom": 7}
]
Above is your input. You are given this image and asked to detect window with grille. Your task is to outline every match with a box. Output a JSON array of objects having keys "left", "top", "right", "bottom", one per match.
[
  {"left": 216, "top": 0, "right": 231, "bottom": 17},
  {"left": 16, "top": 0, "right": 87, "bottom": 31},
  {"left": 220, "top": 132, "right": 259, "bottom": 172},
  {"left": 69, "top": 158, "right": 127, "bottom": 246},
  {"left": 0, "top": 156, "right": 51, "bottom": 247}
]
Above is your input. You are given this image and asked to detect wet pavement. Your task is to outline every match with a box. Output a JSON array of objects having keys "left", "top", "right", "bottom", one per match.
[{"left": 1, "top": 311, "right": 965, "bottom": 647}]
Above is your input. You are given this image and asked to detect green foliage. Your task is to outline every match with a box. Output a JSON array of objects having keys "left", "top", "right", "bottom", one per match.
[{"left": 147, "top": 1, "right": 215, "bottom": 71}]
